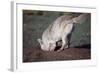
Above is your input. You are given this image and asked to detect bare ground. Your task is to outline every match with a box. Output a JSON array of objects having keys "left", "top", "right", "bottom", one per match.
[{"left": 23, "top": 47, "right": 90, "bottom": 62}]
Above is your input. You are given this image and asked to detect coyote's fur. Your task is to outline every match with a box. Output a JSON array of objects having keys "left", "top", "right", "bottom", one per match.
[{"left": 37, "top": 14, "right": 89, "bottom": 51}]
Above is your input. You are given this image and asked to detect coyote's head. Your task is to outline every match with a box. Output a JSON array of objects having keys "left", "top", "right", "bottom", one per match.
[{"left": 37, "top": 39, "right": 56, "bottom": 51}]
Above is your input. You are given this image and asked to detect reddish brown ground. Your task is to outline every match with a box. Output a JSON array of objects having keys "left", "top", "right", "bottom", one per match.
[{"left": 23, "top": 47, "right": 90, "bottom": 62}]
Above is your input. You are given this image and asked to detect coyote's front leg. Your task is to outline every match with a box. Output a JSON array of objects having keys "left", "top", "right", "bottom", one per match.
[{"left": 57, "top": 35, "right": 68, "bottom": 52}]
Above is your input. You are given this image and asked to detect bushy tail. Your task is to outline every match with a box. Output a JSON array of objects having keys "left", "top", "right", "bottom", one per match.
[{"left": 72, "top": 13, "right": 90, "bottom": 24}]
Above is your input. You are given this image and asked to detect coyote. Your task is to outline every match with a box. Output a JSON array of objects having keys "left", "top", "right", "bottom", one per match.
[{"left": 37, "top": 14, "right": 89, "bottom": 51}]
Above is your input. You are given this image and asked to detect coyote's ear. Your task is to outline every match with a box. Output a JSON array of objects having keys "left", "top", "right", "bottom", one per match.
[{"left": 37, "top": 39, "right": 43, "bottom": 45}]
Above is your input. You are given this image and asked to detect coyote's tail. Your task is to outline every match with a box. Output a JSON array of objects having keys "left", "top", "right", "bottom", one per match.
[{"left": 72, "top": 13, "right": 90, "bottom": 24}]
